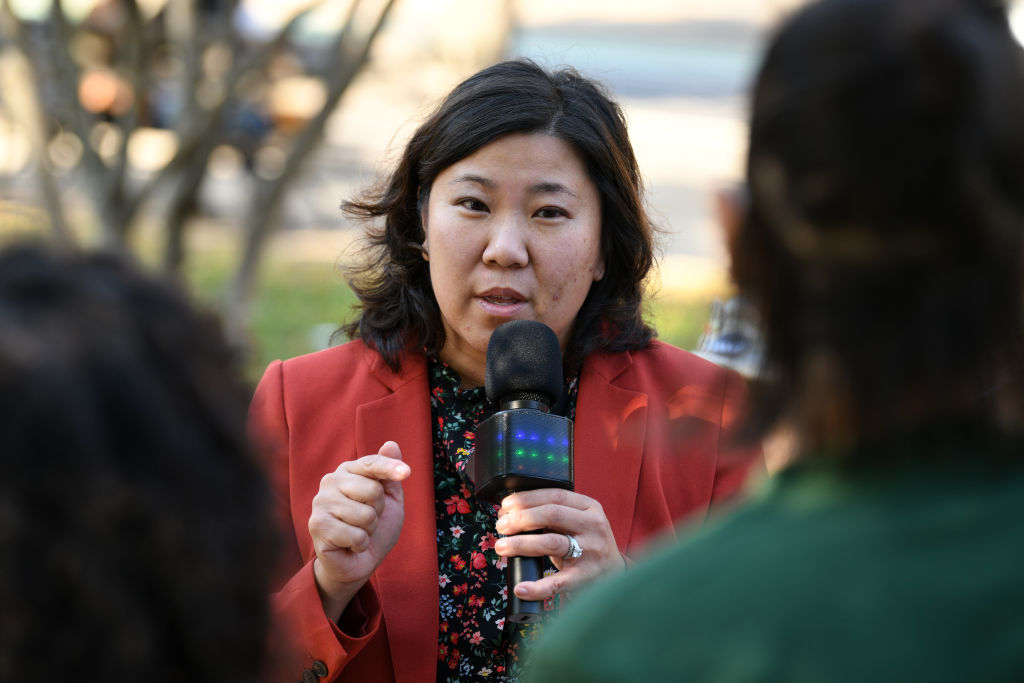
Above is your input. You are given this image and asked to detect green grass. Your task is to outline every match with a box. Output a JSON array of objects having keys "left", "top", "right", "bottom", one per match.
[
  {"left": 648, "top": 293, "right": 715, "bottom": 352},
  {"left": 0, "top": 208, "right": 718, "bottom": 384},
  {"left": 180, "top": 237, "right": 357, "bottom": 382}
]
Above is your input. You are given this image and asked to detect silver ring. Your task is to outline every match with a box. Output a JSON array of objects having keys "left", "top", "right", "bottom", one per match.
[{"left": 563, "top": 534, "right": 583, "bottom": 560}]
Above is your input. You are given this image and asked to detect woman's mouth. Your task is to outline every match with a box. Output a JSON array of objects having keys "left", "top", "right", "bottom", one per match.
[
  {"left": 478, "top": 288, "right": 527, "bottom": 315},
  {"left": 483, "top": 294, "right": 520, "bottom": 305}
]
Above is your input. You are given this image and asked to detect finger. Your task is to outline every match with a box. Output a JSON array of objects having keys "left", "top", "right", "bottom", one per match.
[
  {"left": 496, "top": 502, "right": 587, "bottom": 536},
  {"left": 494, "top": 531, "right": 566, "bottom": 559},
  {"left": 320, "top": 495, "right": 381, "bottom": 536},
  {"left": 511, "top": 569, "right": 574, "bottom": 602},
  {"left": 309, "top": 509, "right": 372, "bottom": 553},
  {"left": 341, "top": 447, "right": 410, "bottom": 482},
  {"left": 378, "top": 440, "right": 404, "bottom": 462},
  {"left": 500, "top": 488, "right": 591, "bottom": 514},
  {"left": 334, "top": 474, "right": 387, "bottom": 511}
]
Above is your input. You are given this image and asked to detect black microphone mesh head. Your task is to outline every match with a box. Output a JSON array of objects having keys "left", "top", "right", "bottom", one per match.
[{"left": 485, "top": 320, "right": 563, "bottom": 407}]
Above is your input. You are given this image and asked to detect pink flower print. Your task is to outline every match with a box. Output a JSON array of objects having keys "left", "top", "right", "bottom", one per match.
[
  {"left": 471, "top": 551, "right": 488, "bottom": 570},
  {"left": 444, "top": 495, "right": 471, "bottom": 515}
]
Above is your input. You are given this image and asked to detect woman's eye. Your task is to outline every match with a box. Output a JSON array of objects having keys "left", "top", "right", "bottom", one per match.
[
  {"left": 535, "top": 206, "right": 568, "bottom": 220},
  {"left": 458, "top": 198, "right": 489, "bottom": 213}
]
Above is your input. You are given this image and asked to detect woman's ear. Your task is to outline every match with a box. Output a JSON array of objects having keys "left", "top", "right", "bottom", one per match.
[{"left": 420, "top": 208, "right": 430, "bottom": 261}]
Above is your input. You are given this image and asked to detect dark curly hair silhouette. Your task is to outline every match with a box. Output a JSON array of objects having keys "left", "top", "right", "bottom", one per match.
[{"left": 0, "top": 243, "right": 278, "bottom": 682}]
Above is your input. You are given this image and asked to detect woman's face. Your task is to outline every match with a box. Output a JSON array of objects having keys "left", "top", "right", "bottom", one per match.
[{"left": 423, "top": 132, "right": 605, "bottom": 387}]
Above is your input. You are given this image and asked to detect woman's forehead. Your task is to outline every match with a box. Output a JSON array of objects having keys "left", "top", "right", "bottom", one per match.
[{"left": 433, "top": 133, "right": 593, "bottom": 193}]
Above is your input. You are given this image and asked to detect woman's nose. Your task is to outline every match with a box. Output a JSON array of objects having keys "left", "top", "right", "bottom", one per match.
[{"left": 482, "top": 214, "right": 529, "bottom": 268}]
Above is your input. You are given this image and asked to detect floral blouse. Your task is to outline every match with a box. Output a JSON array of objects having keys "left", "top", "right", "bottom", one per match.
[{"left": 430, "top": 358, "right": 578, "bottom": 682}]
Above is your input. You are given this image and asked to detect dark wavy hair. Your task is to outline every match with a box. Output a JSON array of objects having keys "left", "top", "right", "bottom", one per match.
[
  {"left": 342, "top": 58, "right": 657, "bottom": 373},
  {"left": 0, "top": 243, "right": 278, "bottom": 682},
  {"left": 733, "top": 0, "right": 1024, "bottom": 449}
]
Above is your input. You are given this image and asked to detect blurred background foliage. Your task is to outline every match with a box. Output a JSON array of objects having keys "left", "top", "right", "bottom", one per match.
[{"left": 10, "top": 0, "right": 1019, "bottom": 383}]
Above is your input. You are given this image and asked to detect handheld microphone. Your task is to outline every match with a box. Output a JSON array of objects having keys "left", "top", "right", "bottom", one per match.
[{"left": 470, "top": 320, "right": 574, "bottom": 624}]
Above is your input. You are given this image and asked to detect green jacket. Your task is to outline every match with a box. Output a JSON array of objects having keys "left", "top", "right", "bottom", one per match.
[{"left": 525, "top": 432, "right": 1024, "bottom": 682}]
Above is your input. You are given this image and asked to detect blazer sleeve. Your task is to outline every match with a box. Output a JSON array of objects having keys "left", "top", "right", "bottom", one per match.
[{"left": 249, "top": 359, "right": 385, "bottom": 682}]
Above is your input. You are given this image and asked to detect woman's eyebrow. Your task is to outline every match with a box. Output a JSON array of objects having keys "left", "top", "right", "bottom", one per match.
[
  {"left": 446, "top": 175, "right": 579, "bottom": 199},
  {"left": 448, "top": 174, "right": 494, "bottom": 188},
  {"left": 530, "top": 182, "right": 578, "bottom": 199}
]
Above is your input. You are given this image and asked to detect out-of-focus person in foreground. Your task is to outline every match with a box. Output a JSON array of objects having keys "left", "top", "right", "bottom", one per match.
[
  {"left": 0, "top": 243, "right": 279, "bottom": 683},
  {"left": 526, "top": 0, "right": 1024, "bottom": 680}
]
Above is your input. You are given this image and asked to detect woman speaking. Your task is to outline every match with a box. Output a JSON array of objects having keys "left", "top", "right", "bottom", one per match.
[{"left": 249, "top": 59, "right": 761, "bottom": 683}]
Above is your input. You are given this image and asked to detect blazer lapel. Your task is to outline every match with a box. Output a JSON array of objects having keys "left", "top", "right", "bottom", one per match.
[
  {"left": 348, "top": 348, "right": 647, "bottom": 680},
  {"left": 354, "top": 354, "right": 438, "bottom": 683},
  {"left": 574, "top": 351, "right": 647, "bottom": 550}
]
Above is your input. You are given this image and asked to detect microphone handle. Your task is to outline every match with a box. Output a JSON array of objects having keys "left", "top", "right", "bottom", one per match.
[{"left": 507, "top": 539, "right": 545, "bottom": 624}]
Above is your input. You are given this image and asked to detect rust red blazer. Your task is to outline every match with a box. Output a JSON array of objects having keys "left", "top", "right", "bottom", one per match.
[{"left": 249, "top": 340, "right": 759, "bottom": 683}]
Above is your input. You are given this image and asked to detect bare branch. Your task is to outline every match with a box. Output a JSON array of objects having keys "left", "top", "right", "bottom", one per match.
[
  {"left": 127, "top": 0, "right": 326, "bottom": 220},
  {"left": 223, "top": 0, "right": 398, "bottom": 345},
  {"left": 107, "top": 0, "right": 145, "bottom": 219},
  {"left": 0, "top": 0, "right": 75, "bottom": 247}
]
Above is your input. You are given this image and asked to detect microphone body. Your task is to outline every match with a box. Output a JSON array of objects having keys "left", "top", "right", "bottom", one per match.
[{"left": 470, "top": 320, "right": 574, "bottom": 624}]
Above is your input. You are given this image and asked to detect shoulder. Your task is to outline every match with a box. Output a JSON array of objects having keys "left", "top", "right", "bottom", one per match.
[
  {"left": 275, "top": 340, "right": 374, "bottom": 379},
  {"left": 534, "top": 465, "right": 1024, "bottom": 682},
  {"left": 528, "top": 491, "right": 815, "bottom": 681},
  {"left": 585, "top": 340, "right": 745, "bottom": 398},
  {"left": 631, "top": 340, "right": 731, "bottom": 376},
  {"left": 528, "top": 501, "right": 773, "bottom": 681},
  {"left": 274, "top": 340, "right": 425, "bottom": 388},
  {"left": 255, "top": 340, "right": 427, "bottom": 406}
]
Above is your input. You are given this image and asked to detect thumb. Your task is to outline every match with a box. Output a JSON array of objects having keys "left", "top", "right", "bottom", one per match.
[{"left": 378, "top": 441, "right": 410, "bottom": 479}]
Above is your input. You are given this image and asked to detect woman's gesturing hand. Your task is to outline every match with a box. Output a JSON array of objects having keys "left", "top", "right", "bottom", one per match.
[
  {"left": 308, "top": 441, "right": 410, "bottom": 621},
  {"left": 493, "top": 489, "right": 626, "bottom": 601}
]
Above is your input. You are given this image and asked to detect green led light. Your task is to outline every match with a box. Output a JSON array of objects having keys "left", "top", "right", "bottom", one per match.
[{"left": 515, "top": 449, "right": 524, "bottom": 457}]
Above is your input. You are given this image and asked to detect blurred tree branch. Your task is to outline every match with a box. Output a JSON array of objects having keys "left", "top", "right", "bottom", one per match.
[{"left": 1, "top": 0, "right": 398, "bottom": 349}]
